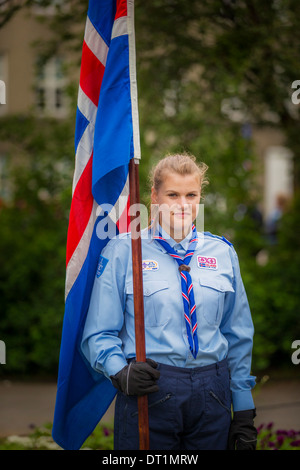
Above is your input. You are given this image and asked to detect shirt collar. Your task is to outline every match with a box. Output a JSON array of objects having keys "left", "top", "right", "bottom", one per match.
[{"left": 153, "top": 224, "right": 193, "bottom": 253}]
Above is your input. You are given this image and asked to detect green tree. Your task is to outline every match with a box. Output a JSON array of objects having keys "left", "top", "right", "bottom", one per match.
[{"left": 0, "top": 116, "right": 74, "bottom": 375}]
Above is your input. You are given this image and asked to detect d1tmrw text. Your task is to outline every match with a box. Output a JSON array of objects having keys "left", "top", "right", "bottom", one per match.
[{"left": 101, "top": 454, "right": 199, "bottom": 466}]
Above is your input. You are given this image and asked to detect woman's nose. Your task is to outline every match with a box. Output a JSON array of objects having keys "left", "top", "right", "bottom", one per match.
[{"left": 179, "top": 197, "right": 188, "bottom": 207}]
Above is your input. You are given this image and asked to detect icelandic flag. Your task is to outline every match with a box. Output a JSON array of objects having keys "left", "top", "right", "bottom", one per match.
[{"left": 52, "top": 0, "right": 141, "bottom": 450}]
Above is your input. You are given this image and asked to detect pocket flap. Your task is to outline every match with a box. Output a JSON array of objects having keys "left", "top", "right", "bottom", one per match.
[{"left": 199, "top": 276, "right": 234, "bottom": 293}]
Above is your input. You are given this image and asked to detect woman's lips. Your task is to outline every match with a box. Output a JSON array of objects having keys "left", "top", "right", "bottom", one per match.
[{"left": 173, "top": 212, "right": 192, "bottom": 218}]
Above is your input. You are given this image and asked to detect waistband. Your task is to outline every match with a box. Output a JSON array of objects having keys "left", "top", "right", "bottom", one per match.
[
  {"left": 128, "top": 357, "right": 228, "bottom": 376},
  {"left": 156, "top": 358, "right": 228, "bottom": 377}
]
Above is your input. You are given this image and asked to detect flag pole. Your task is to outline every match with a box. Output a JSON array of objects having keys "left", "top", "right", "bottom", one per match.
[
  {"left": 128, "top": 157, "right": 149, "bottom": 450},
  {"left": 127, "top": 0, "right": 149, "bottom": 450}
]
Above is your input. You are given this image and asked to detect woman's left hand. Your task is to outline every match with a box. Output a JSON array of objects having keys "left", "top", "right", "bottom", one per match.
[{"left": 227, "top": 409, "right": 257, "bottom": 450}]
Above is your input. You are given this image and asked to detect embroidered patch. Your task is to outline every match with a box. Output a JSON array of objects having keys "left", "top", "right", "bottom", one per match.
[
  {"left": 142, "top": 259, "right": 159, "bottom": 271},
  {"left": 197, "top": 255, "right": 218, "bottom": 270},
  {"left": 96, "top": 256, "right": 109, "bottom": 278}
]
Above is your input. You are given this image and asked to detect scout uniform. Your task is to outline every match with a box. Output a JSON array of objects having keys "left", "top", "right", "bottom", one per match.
[{"left": 81, "top": 226, "right": 255, "bottom": 449}]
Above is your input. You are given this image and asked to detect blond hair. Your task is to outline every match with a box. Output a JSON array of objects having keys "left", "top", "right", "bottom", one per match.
[{"left": 150, "top": 152, "right": 209, "bottom": 192}]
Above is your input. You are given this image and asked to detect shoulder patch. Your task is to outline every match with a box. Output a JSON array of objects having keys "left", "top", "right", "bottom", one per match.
[{"left": 96, "top": 255, "right": 109, "bottom": 278}]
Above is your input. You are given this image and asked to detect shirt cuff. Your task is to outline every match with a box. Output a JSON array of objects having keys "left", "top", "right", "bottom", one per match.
[
  {"left": 103, "top": 354, "right": 127, "bottom": 377},
  {"left": 232, "top": 389, "right": 255, "bottom": 412}
]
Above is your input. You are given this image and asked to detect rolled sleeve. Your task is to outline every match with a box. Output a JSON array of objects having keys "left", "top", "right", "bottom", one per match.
[{"left": 231, "top": 386, "right": 255, "bottom": 412}]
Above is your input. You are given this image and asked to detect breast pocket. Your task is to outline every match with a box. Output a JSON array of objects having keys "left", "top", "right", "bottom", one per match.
[
  {"left": 199, "top": 276, "right": 234, "bottom": 326},
  {"left": 125, "top": 280, "right": 170, "bottom": 327}
]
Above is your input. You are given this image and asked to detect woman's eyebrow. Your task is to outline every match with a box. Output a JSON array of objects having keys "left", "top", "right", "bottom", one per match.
[{"left": 166, "top": 188, "right": 200, "bottom": 192}]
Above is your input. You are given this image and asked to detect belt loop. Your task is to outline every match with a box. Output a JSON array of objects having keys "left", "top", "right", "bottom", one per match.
[{"left": 216, "top": 362, "right": 220, "bottom": 376}]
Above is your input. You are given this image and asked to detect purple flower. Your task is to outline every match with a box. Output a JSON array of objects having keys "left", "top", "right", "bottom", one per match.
[
  {"left": 257, "top": 424, "right": 264, "bottom": 433},
  {"left": 276, "top": 435, "right": 285, "bottom": 447},
  {"left": 276, "top": 429, "right": 288, "bottom": 435},
  {"left": 290, "top": 440, "right": 300, "bottom": 447},
  {"left": 266, "top": 422, "right": 274, "bottom": 430}
]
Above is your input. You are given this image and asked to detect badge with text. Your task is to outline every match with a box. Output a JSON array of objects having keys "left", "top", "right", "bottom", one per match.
[
  {"left": 142, "top": 259, "right": 159, "bottom": 271},
  {"left": 197, "top": 255, "right": 218, "bottom": 270},
  {"left": 96, "top": 255, "right": 109, "bottom": 277}
]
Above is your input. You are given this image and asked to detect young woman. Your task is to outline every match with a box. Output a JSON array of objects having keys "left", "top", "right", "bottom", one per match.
[{"left": 81, "top": 153, "right": 257, "bottom": 450}]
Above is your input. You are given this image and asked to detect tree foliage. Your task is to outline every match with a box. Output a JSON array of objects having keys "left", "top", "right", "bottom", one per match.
[
  {"left": 0, "top": 116, "right": 74, "bottom": 375},
  {"left": 0, "top": 0, "right": 299, "bottom": 374}
]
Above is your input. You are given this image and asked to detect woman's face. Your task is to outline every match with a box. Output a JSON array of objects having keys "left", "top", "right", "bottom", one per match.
[{"left": 151, "top": 171, "right": 201, "bottom": 241}]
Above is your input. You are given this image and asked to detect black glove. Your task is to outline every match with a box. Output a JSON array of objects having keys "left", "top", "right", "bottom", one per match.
[
  {"left": 228, "top": 409, "right": 257, "bottom": 450},
  {"left": 110, "top": 358, "right": 160, "bottom": 396}
]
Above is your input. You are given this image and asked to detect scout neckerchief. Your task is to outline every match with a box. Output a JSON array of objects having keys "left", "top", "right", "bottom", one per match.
[{"left": 153, "top": 224, "right": 199, "bottom": 359}]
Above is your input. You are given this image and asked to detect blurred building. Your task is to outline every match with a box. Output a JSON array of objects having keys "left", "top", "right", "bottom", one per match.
[
  {"left": 0, "top": 5, "right": 295, "bottom": 220},
  {"left": 0, "top": 4, "right": 79, "bottom": 203},
  {"left": 0, "top": 4, "right": 71, "bottom": 118},
  {"left": 221, "top": 99, "right": 294, "bottom": 222}
]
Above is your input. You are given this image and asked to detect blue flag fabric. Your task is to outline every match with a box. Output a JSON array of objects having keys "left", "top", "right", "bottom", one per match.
[{"left": 52, "top": 0, "right": 140, "bottom": 450}]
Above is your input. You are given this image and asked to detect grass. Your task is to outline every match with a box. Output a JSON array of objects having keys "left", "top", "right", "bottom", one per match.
[{"left": 0, "top": 422, "right": 114, "bottom": 450}]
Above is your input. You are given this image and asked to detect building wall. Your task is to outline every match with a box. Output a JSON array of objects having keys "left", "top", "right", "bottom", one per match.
[
  {"left": 0, "top": 7, "right": 72, "bottom": 117},
  {"left": 1, "top": 9, "right": 45, "bottom": 114}
]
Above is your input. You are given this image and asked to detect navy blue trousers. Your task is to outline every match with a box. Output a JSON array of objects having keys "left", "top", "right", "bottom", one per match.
[{"left": 114, "top": 358, "right": 231, "bottom": 450}]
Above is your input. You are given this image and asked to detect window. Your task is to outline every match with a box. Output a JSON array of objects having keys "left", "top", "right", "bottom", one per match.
[
  {"left": 35, "top": 56, "right": 68, "bottom": 117},
  {"left": 264, "top": 145, "right": 293, "bottom": 218}
]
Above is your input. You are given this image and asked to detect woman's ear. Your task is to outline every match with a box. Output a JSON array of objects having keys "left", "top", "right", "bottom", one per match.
[{"left": 151, "top": 186, "right": 157, "bottom": 204}]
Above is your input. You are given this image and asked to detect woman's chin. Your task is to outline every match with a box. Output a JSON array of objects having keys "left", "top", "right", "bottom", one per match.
[{"left": 172, "top": 218, "right": 193, "bottom": 235}]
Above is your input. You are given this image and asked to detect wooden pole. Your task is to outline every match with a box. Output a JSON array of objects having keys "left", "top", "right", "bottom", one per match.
[{"left": 128, "top": 157, "right": 149, "bottom": 450}]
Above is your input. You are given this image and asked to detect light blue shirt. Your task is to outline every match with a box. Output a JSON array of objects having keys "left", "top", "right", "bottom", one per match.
[{"left": 81, "top": 227, "right": 256, "bottom": 411}]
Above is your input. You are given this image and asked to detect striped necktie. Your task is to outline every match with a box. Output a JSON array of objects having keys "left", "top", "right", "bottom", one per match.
[{"left": 153, "top": 225, "right": 199, "bottom": 359}]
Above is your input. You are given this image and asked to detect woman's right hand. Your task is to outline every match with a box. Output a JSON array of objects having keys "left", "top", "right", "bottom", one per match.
[{"left": 110, "top": 358, "right": 160, "bottom": 396}]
